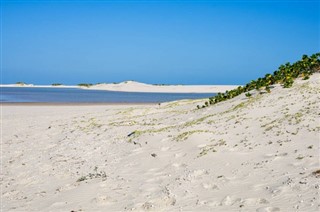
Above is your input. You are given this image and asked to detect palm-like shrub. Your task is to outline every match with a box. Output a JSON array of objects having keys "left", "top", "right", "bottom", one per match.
[{"left": 199, "top": 53, "right": 320, "bottom": 108}]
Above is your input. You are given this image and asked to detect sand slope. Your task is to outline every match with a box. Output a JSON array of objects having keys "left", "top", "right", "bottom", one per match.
[{"left": 1, "top": 74, "right": 319, "bottom": 211}]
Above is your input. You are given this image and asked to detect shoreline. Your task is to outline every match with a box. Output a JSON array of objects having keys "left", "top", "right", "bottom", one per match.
[
  {"left": 0, "top": 85, "right": 78, "bottom": 89},
  {"left": 1, "top": 102, "right": 159, "bottom": 106},
  {"left": 0, "top": 82, "right": 239, "bottom": 93}
]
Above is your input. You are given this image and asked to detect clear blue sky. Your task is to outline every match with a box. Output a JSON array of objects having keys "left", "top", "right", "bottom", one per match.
[{"left": 2, "top": 0, "right": 319, "bottom": 85}]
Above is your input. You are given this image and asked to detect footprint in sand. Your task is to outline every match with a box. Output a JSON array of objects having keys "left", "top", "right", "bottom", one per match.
[
  {"left": 140, "top": 195, "right": 176, "bottom": 210},
  {"left": 244, "top": 197, "right": 269, "bottom": 205},
  {"left": 264, "top": 153, "right": 288, "bottom": 160},
  {"left": 172, "top": 163, "right": 187, "bottom": 168},
  {"left": 161, "top": 146, "right": 170, "bottom": 151},
  {"left": 219, "top": 195, "right": 242, "bottom": 206},
  {"left": 141, "top": 201, "right": 155, "bottom": 210},
  {"left": 174, "top": 153, "right": 187, "bottom": 158},
  {"left": 192, "top": 169, "right": 209, "bottom": 178},
  {"left": 49, "top": 201, "right": 68, "bottom": 208},
  {"left": 256, "top": 206, "right": 280, "bottom": 212},
  {"left": 202, "top": 183, "right": 219, "bottom": 190},
  {"left": 128, "top": 148, "right": 143, "bottom": 157},
  {"left": 55, "top": 183, "right": 78, "bottom": 193},
  {"left": 91, "top": 195, "right": 114, "bottom": 205}
]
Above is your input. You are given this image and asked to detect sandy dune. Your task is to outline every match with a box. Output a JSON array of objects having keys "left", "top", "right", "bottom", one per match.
[
  {"left": 1, "top": 74, "right": 319, "bottom": 211},
  {"left": 87, "top": 81, "right": 239, "bottom": 93}
]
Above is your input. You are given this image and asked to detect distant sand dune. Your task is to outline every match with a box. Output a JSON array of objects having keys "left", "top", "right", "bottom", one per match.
[{"left": 88, "top": 81, "right": 239, "bottom": 93}]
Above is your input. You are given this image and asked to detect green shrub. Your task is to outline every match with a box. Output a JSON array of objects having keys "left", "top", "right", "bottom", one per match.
[
  {"left": 198, "top": 53, "right": 320, "bottom": 109},
  {"left": 78, "top": 83, "right": 93, "bottom": 87}
]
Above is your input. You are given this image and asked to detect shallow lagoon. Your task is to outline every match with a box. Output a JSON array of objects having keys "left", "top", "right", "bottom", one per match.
[{"left": 1, "top": 87, "right": 215, "bottom": 103}]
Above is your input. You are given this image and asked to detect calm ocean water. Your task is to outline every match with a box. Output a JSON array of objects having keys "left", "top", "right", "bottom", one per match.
[{"left": 0, "top": 87, "right": 215, "bottom": 103}]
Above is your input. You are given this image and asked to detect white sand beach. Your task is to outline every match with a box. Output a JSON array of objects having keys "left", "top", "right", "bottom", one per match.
[
  {"left": 1, "top": 74, "right": 319, "bottom": 211},
  {"left": 0, "top": 81, "right": 238, "bottom": 93}
]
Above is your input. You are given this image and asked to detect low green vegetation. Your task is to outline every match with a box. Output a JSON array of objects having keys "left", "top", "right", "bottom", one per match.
[
  {"left": 77, "top": 166, "right": 107, "bottom": 182},
  {"left": 153, "top": 83, "right": 167, "bottom": 86},
  {"left": 198, "top": 53, "right": 320, "bottom": 108},
  {"left": 16, "top": 82, "right": 26, "bottom": 85},
  {"left": 52, "top": 83, "right": 62, "bottom": 86},
  {"left": 175, "top": 130, "right": 211, "bottom": 141},
  {"left": 198, "top": 139, "right": 226, "bottom": 157},
  {"left": 198, "top": 145, "right": 217, "bottom": 157},
  {"left": 78, "top": 83, "right": 93, "bottom": 87},
  {"left": 183, "top": 114, "right": 216, "bottom": 127},
  {"left": 75, "top": 117, "right": 102, "bottom": 134},
  {"left": 127, "top": 126, "right": 173, "bottom": 142}
]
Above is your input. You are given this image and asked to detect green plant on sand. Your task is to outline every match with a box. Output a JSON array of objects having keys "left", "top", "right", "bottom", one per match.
[
  {"left": 78, "top": 83, "right": 93, "bottom": 87},
  {"left": 199, "top": 53, "right": 320, "bottom": 108}
]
